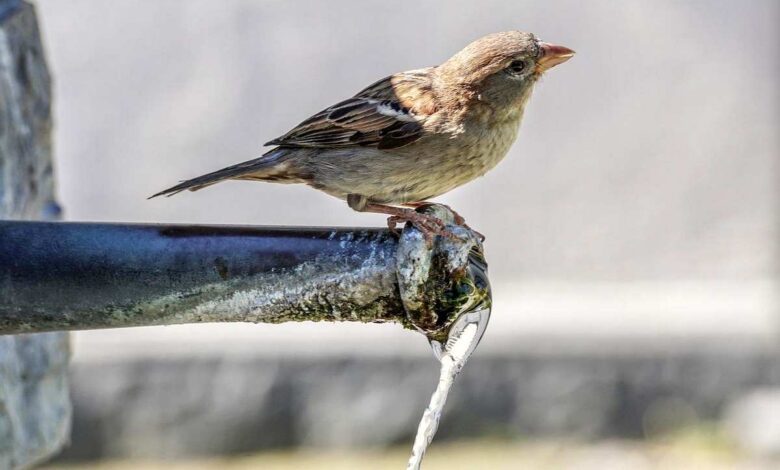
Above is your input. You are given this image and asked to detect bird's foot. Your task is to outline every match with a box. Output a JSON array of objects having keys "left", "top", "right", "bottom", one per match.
[
  {"left": 351, "top": 197, "right": 480, "bottom": 242},
  {"left": 403, "top": 202, "right": 485, "bottom": 241},
  {"left": 386, "top": 211, "right": 450, "bottom": 243},
  {"left": 403, "top": 202, "right": 466, "bottom": 225}
]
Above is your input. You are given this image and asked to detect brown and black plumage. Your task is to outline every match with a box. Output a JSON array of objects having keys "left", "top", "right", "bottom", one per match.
[{"left": 151, "top": 31, "right": 574, "bottom": 236}]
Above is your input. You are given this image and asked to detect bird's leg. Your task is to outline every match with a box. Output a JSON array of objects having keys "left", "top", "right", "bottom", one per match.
[{"left": 347, "top": 194, "right": 446, "bottom": 241}]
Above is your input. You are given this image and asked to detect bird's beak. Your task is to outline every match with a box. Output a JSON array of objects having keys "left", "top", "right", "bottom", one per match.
[{"left": 537, "top": 42, "right": 575, "bottom": 71}]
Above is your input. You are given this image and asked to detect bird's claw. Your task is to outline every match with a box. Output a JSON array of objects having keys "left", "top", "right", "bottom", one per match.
[
  {"left": 387, "top": 212, "right": 463, "bottom": 243},
  {"left": 402, "top": 202, "right": 485, "bottom": 242},
  {"left": 446, "top": 211, "right": 485, "bottom": 242},
  {"left": 464, "top": 224, "right": 485, "bottom": 242}
]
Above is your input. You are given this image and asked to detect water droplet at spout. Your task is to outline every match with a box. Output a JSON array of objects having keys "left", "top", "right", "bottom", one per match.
[{"left": 407, "top": 306, "right": 491, "bottom": 470}]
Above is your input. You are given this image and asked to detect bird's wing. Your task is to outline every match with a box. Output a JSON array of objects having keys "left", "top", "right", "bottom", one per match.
[{"left": 265, "top": 68, "right": 437, "bottom": 150}]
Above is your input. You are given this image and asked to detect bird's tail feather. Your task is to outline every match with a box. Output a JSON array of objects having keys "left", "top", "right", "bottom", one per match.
[{"left": 148, "top": 149, "right": 291, "bottom": 199}]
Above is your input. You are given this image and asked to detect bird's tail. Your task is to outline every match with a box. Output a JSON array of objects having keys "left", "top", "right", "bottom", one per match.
[{"left": 148, "top": 149, "right": 294, "bottom": 199}]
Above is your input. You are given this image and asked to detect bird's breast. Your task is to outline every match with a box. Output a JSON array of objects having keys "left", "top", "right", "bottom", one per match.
[
  {"left": 389, "top": 116, "right": 521, "bottom": 201},
  {"left": 455, "top": 117, "right": 521, "bottom": 177}
]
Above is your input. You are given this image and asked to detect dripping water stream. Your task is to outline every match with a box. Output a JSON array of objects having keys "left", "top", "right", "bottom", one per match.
[{"left": 406, "top": 305, "right": 491, "bottom": 469}]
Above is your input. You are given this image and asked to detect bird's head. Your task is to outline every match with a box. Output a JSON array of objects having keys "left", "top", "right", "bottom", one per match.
[{"left": 437, "top": 31, "right": 574, "bottom": 115}]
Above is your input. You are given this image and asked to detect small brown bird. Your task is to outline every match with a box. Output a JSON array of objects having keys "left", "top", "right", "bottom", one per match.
[{"left": 151, "top": 31, "right": 574, "bottom": 236}]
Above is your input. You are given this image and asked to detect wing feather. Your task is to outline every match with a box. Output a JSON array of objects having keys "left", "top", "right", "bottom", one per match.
[{"left": 265, "top": 68, "right": 437, "bottom": 150}]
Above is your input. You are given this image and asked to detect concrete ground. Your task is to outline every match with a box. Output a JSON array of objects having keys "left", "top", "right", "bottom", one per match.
[{"left": 46, "top": 435, "right": 778, "bottom": 470}]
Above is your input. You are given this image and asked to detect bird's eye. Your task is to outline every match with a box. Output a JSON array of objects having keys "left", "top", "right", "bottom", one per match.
[{"left": 507, "top": 60, "right": 527, "bottom": 75}]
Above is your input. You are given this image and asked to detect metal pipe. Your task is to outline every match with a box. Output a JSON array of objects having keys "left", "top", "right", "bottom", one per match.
[
  {"left": 0, "top": 208, "right": 491, "bottom": 339},
  {"left": 0, "top": 221, "right": 405, "bottom": 333}
]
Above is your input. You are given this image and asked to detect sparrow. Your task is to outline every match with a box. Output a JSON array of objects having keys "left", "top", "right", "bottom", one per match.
[{"left": 151, "top": 31, "right": 574, "bottom": 237}]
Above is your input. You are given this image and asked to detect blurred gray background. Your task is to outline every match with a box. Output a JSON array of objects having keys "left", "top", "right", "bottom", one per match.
[
  {"left": 38, "top": 0, "right": 778, "bottom": 282},
  {"left": 28, "top": 0, "right": 779, "bottom": 467}
]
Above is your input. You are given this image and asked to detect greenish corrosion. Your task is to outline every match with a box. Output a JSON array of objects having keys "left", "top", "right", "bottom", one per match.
[
  {"left": 395, "top": 205, "right": 491, "bottom": 342},
  {"left": 183, "top": 250, "right": 410, "bottom": 328}
]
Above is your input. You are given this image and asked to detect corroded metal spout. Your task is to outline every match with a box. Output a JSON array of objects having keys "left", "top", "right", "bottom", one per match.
[
  {"left": 0, "top": 206, "right": 491, "bottom": 338},
  {"left": 396, "top": 204, "right": 490, "bottom": 342}
]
